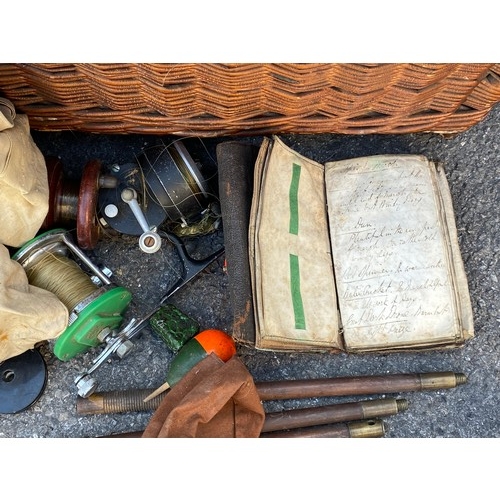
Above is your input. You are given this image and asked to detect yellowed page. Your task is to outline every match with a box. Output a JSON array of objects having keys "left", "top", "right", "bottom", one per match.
[{"left": 325, "top": 155, "right": 466, "bottom": 351}]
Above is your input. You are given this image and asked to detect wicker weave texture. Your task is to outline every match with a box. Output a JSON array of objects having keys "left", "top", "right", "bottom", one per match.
[{"left": 0, "top": 63, "right": 499, "bottom": 136}]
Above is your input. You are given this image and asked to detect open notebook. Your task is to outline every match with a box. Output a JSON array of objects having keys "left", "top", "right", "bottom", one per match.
[{"left": 249, "top": 137, "right": 474, "bottom": 353}]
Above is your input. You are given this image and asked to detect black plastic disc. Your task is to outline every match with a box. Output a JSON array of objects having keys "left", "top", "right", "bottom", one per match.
[{"left": 0, "top": 349, "right": 48, "bottom": 414}]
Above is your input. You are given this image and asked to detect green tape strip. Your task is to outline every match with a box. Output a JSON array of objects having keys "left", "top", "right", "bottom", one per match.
[
  {"left": 289, "top": 163, "right": 301, "bottom": 235},
  {"left": 289, "top": 253, "right": 306, "bottom": 330}
]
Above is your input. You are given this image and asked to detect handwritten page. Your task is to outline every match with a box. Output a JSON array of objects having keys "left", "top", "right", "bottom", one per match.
[{"left": 325, "top": 155, "right": 461, "bottom": 351}]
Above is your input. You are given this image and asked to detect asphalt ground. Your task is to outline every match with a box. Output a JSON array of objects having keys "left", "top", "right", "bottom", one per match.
[{"left": 1, "top": 103, "right": 499, "bottom": 444}]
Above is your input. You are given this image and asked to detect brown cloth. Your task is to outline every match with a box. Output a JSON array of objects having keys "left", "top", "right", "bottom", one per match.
[{"left": 142, "top": 354, "right": 265, "bottom": 438}]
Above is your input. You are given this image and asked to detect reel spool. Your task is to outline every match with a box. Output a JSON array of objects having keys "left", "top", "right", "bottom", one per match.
[
  {"left": 140, "top": 140, "right": 211, "bottom": 226},
  {"left": 98, "top": 140, "right": 211, "bottom": 242},
  {"left": 12, "top": 229, "right": 132, "bottom": 361},
  {"left": 43, "top": 156, "right": 118, "bottom": 250}
]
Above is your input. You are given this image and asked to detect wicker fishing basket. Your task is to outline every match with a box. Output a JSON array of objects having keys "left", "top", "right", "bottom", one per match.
[{"left": 0, "top": 63, "right": 499, "bottom": 136}]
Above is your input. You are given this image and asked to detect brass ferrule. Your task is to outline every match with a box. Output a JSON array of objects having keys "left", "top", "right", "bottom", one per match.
[
  {"left": 348, "top": 419, "right": 386, "bottom": 438},
  {"left": 419, "top": 372, "right": 467, "bottom": 390},
  {"left": 360, "top": 397, "right": 408, "bottom": 418}
]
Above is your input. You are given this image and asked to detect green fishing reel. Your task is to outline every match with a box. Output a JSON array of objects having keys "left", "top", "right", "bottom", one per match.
[{"left": 12, "top": 229, "right": 132, "bottom": 361}]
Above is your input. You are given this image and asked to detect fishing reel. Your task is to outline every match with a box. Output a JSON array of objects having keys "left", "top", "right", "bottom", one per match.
[
  {"left": 43, "top": 156, "right": 118, "bottom": 250},
  {"left": 12, "top": 227, "right": 224, "bottom": 397},
  {"left": 12, "top": 229, "right": 133, "bottom": 362},
  {"left": 98, "top": 139, "right": 213, "bottom": 253},
  {"left": 42, "top": 139, "right": 215, "bottom": 254}
]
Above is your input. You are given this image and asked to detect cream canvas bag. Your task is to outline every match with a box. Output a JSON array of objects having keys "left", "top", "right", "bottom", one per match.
[
  {"left": 0, "top": 243, "right": 68, "bottom": 362},
  {"left": 0, "top": 98, "right": 49, "bottom": 248}
]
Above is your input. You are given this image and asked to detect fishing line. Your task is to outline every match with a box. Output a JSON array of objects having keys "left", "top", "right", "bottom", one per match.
[{"left": 25, "top": 252, "right": 98, "bottom": 313}]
